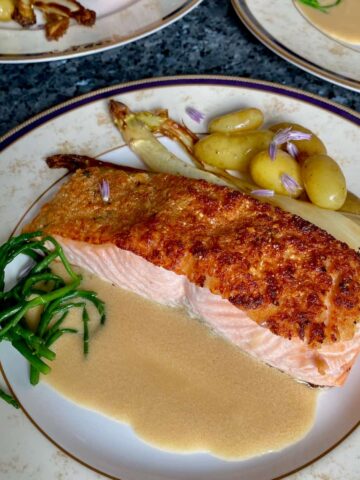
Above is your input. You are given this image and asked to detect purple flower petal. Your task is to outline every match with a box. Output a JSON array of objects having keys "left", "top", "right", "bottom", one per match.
[
  {"left": 281, "top": 174, "right": 302, "bottom": 195},
  {"left": 274, "top": 127, "right": 311, "bottom": 145},
  {"left": 269, "top": 142, "right": 278, "bottom": 162},
  {"left": 185, "top": 106, "right": 205, "bottom": 124},
  {"left": 286, "top": 142, "right": 299, "bottom": 159},
  {"left": 269, "top": 128, "right": 311, "bottom": 161},
  {"left": 99, "top": 179, "right": 110, "bottom": 203},
  {"left": 272, "top": 127, "right": 292, "bottom": 146},
  {"left": 251, "top": 189, "right": 275, "bottom": 197}
]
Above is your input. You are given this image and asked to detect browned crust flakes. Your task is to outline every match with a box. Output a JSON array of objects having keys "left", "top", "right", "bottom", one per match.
[{"left": 24, "top": 167, "right": 360, "bottom": 347}]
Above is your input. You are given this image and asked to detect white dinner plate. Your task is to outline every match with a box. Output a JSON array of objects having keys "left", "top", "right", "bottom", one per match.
[
  {"left": 0, "top": 0, "right": 202, "bottom": 63},
  {"left": 0, "top": 75, "right": 359, "bottom": 480},
  {"left": 231, "top": 0, "right": 360, "bottom": 92}
]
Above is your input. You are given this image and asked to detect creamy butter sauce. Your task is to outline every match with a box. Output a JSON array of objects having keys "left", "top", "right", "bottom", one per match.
[
  {"left": 296, "top": 0, "right": 360, "bottom": 46},
  {"left": 46, "top": 265, "right": 318, "bottom": 460}
]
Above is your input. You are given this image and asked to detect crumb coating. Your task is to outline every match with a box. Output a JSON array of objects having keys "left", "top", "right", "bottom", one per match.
[{"left": 25, "top": 167, "right": 360, "bottom": 347}]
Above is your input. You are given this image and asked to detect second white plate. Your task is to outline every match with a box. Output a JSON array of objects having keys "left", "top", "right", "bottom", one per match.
[
  {"left": 231, "top": 0, "right": 360, "bottom": 92},
  {"left": 0, "top": 0, "right": 202, "bottom": 63}
]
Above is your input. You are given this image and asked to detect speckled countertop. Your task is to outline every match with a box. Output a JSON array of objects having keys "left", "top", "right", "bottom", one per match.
[
  {"left": 0, "top": 0, "right": 359, "bottom": 479},
  {"left": 0, "top": 0, "right": 359, "bottom": 137}
]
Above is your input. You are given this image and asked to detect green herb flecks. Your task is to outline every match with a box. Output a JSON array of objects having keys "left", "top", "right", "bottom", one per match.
[
  {"left": 297, "top": 0, "right": 342, "bottom": 13},
  {"left": 0, "top": 231, "right": 106, "bottom": 402}
]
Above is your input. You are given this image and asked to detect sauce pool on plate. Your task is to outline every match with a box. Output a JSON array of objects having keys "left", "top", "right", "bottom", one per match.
[
  {"left": 296, "top": 0, "right": 360, "bottom": 47},
  {"left": 45, "top": 264, "right": 318, "bottom": 460}
]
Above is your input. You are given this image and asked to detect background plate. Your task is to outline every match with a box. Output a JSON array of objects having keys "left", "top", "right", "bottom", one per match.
[
  {"left": 231, "top": 0, "right": 360, "bottom": 92},
  {"left": 0, "top": 76, "right": 360, "bottom": 480},
  {"left": 0, "top": 0, "right": 202, "bottom": 63}
]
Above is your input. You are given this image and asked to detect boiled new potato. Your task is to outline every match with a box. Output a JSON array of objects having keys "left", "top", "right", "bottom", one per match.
[
  {"left": 0, "top": 0, "right": 14, "bottom": 20},
  {"left": 340, "top": 191, "right": 360, "bottom": 215},
  {"left": 209, "top": 108, "right": 264, "bottom": 133},
  {"left": 194, "top": 130, "right": 273, "bottom": 171},
  {"left": 301, "top": 154, "right": 346, "bottom": 210},
  {"left": 269, "top": 122, "right": 326, "bottom": 162},
  {"left": 250, "top": 149, "right": 303, "bottom": 197}
]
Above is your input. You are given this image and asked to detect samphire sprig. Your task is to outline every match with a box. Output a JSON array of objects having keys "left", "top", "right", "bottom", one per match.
[
  {"left": 0, "top": 231, "right": 106, "bottom": 406},
  {"left": 297, "top": 0, "right": 342, "bottom": 13},
  {"left": 0, "top": 387, "right": 19, "bottom": 409}
]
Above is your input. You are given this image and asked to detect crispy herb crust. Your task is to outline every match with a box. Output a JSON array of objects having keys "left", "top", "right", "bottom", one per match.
[{"left": 25, "top": 167, "right": 360, "bottom": 347}]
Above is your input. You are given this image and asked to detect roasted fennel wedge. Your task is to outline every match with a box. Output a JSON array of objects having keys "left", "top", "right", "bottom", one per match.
[{"left": 109, "top": 101, "right": 229, "bottom": 187}]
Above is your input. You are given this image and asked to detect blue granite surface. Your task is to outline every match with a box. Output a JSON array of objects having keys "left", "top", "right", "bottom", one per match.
[{"left": 0, "top": 0, "right": 359, "bottom": 137}]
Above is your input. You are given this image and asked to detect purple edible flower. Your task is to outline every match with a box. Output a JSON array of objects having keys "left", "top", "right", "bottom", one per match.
[
  {"left": 185, "top": 106, "right": 205, "bottom": 124},
  {"left": 269, "top": 142, "right": 277, "bottom": 162},
  {"left": 269, "top": 128, "right": 311, "bottom": 161},
  {"left": 286, "top": 142, "right": 299, "bottom": 159},
  {"left": 250, "top": 189, "right": 275, "bottom": 197},
  {"left": 99, "top": 179, "right": 110, "bottom": 203},
  {"left": 281, "top": 174, "right": 302, "bottom": 195}
]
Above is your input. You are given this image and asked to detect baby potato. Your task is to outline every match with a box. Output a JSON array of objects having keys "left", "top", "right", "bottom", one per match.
[
  {"left": 301, "top": 154, "right": 347, "bottom": 210},
  {"left": 194, "top": 130, "right": 273, "bottom": 172},
  {"left": 0, "top": 0, "right": 14, "bottom": 21},
  {"left": 250, "top": 150, "right": 303, "bottom": 197},
  {"left": 209, "top": 108, "right": 264, "bottom": 133},
  {"left": 269, "top": 122, "right": 326, "bottom": 162},
  {"left": 340, "top": 191, "right": 360, "bottom": 215}
]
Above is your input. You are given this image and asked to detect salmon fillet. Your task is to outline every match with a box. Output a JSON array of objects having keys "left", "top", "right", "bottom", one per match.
[{"left": 24, "top": 167, "right": 360, "bottom": 386}]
